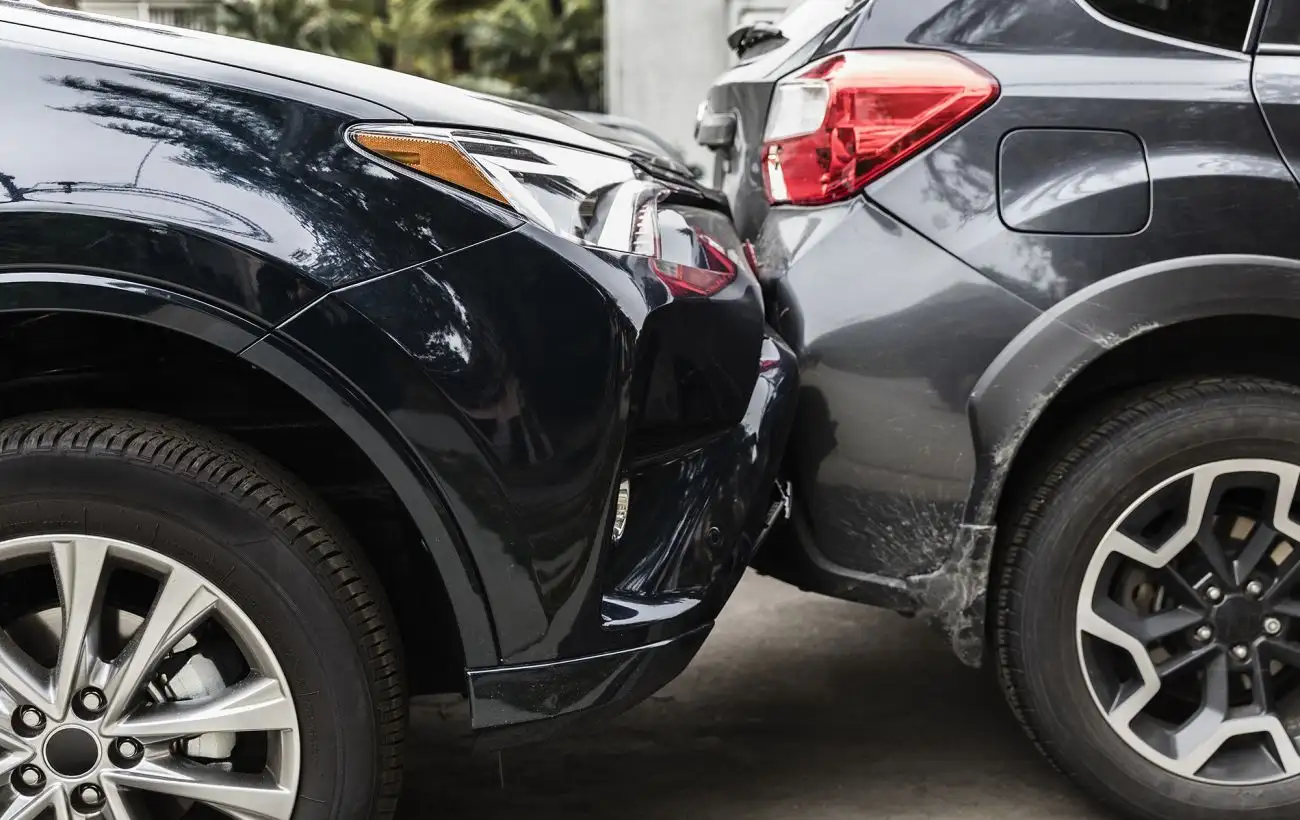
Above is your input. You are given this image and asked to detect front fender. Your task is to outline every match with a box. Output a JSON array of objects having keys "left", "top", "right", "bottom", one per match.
[
  {"left": 0, "top": 271, "right": 500, "bottom": 667},
  {"left": 0, "top": 29, "right": 521, "bottom": 323}
]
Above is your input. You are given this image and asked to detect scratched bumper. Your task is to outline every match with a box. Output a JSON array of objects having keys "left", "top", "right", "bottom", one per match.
[
  {"left": 467, "top": 327, "right": 799, "bottom": 746},
  {"left": 748, "top": 198, "right": 1040, "bottom": 666}
]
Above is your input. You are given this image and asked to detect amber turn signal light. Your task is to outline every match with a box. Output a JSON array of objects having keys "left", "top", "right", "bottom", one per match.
[{"left": 352, "top": 131, "right": 510, "bottom": 206}]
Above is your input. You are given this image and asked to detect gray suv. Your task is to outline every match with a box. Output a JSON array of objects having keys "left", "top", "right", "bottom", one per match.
[{"left": 701, "top": 1, "right": 1300, "bottom": 818}]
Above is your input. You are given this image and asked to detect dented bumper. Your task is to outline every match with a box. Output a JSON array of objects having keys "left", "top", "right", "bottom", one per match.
[
  {"left": 750, "top": 197, "right": 1042, "bottom": 665},
  {"left": 469, "top": 328, "right": 799, "bottom": 744}
]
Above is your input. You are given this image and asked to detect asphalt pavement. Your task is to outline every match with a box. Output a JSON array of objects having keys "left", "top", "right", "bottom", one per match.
[{"left": 402, "top": 572, "right": 1111, "bottom": 819}]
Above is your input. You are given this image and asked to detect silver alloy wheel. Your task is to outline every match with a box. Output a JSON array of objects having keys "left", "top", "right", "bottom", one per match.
[
  {"left": 0, "top": 534, "right": 300, "bottom": 820},
  {"left": 1077, "top": 459, "right": 1300, "bottom": 785}
]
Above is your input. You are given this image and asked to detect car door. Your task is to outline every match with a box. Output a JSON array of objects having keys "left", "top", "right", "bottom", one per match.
[{"left": 1254, "top": 0, "right": 1300, "bottom": 182}]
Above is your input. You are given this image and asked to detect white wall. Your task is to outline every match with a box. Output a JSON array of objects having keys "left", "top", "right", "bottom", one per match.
[{"left": 606, "top": 0, "right": 794, "bottom": 170}]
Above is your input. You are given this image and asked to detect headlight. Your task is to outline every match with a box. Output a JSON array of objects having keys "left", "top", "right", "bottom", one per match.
[
  {"left": 350, "top": 125, "right": 741, "bottom": 296},
  {"left": 349, "top": 125, "right": 663, "bottom": 256}
]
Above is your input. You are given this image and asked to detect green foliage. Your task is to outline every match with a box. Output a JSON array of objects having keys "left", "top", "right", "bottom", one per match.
[
  {"left": 217, "top": 0, "right": 603, "bottom": 109},
  {"left": 463, "top": 0, "right": 602, "bottom": 109},
  {"left": 217, "top": 0, "right": 363, "bottom": 53}
]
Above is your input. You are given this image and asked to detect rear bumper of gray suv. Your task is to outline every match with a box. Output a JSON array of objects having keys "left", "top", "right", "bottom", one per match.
[{"left": 752, "top": 197, "right": 1041, "bottom": 665}]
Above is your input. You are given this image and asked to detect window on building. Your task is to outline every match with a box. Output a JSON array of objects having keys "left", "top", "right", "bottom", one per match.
[
  {"left": 146, "top": 5, "right": 213, "bottom": 30},
  {"left": 1085, "top": 0, "right": 1256, "bottom": 51}
]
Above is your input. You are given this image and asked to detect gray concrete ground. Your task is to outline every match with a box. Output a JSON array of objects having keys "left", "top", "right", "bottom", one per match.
[{"left": 401, "top": 572, "right": 1111, "bottom": 819}]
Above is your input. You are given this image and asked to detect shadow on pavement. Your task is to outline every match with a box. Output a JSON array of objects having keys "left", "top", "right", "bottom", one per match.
[{"left": 399, "top": 574, "right": 1103, "bottom": 820}]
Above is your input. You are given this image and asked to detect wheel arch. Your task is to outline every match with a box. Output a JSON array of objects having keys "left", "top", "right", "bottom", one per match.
[
  {"left": 0, "top": 270, "right": 499, "bottom": 673},
  {"left": 964, "top": 255, "right": 1300, "bottom": 662},
  {"left": 969, "top": 254, "right": 1300, "bottom": 531}
]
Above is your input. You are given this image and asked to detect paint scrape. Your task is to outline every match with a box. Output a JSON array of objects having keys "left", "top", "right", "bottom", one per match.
[{"left": 908, "top": 524, "right": 996, "bottom": 666}]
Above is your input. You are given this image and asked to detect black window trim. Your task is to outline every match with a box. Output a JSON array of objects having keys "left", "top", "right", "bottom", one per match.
[
  {"left": 1256, "top": 0, "right": 1300, "bottom": 51},
  {"left": 1071, "top": 0, "right": 1258, "bottom": 59}
]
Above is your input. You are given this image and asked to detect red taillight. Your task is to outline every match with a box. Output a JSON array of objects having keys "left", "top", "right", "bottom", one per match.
[
  {"left": 652, "top": 261, "right": 733, "bottom": 296},
  {"left": 762, "top": 50, "right": 999, "bottom": 207},
  {"left": 651, "top": 233, "right": 738, "bottom": 297}
]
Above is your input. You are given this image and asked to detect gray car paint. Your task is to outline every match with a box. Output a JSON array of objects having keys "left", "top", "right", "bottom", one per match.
[{"left": 705, "top": 0, "right": 1300, "bottom": 664}]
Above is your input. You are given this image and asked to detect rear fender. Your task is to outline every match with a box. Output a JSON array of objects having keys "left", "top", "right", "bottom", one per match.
[{"left": 964, "top": 255, "right": 1300, "bottom": 662}]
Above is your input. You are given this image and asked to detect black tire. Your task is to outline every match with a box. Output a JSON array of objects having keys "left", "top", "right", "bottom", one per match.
[
  {"left": 996, "top": 378, "right": 1300, "bottom": 820},
  {"left": 0, "top": 411, "right": 405, "bottom": 820}
]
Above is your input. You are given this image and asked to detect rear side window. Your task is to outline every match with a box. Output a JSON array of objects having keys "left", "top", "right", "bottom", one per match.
[{"left": 1085, "top": 0, "right": 1255, "bottom": 51}]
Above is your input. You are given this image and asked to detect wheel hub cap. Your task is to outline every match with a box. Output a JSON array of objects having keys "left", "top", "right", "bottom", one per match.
[
  {"left": 1077, "top": 459, "right": 1300, "bottom": 785},
  {"left": 43, "top": 726, "right": 99, "bottom": 778},
  {"left": 1211, "top": 595, "right": 1265, "bottom": 647},
  {"left": 0, "top": 534, "right": 301, "bottom": 819}
]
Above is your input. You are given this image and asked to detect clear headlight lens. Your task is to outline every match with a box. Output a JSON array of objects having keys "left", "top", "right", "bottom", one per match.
[
  {"left": 350, "top": 125, "right": 740, "bottom": 297},
  {"left": 350, "top": 125, "right": 662, "bottom": 254}
]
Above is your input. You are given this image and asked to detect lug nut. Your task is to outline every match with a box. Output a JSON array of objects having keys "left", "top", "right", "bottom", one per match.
[
  {"left": 14, "top": 706, "right": 44, "bottom": 733},
  {"left": 1232, "top": 644, "right": 1251, "bottom": 660},
  {"left": 77, "top": 688, "right": 105, "bottom": 716},
  {"left": 77, "top": 783, "right": 104, "bottom": 808},
  {"left": 1195, "top": 625, "right": 1214, "bottom": 642},
  {"left": 15, "top": 765, "right": 43, "bottom": 790},
  {"left": 114, "top": 737, "right": 142, "bottom": 761},
  {"left": 1207, "top": 586, "right": 1224, "bottom": 602},
  {"left": 1266, "top": 617, "right": 1284, "bottom": 636},
  {"left": 1247, "top": 580, "right": 1265, "bottom": 598}
]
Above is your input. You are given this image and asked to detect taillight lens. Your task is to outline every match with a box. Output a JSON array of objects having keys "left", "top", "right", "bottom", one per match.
[
  {"left": 762, "top": 50, "right": 999, "bottom": 206},
  {"left": 650, "top": 234, "right": 738, "bottom": 297}
]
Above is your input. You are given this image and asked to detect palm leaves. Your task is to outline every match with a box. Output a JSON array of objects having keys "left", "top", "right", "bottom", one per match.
[
  {"left": 463, "top": 0, "right": 602, "bottom": 109},
  {"left": 216, "top": 0, "right": 603, "bottom": 109},
  {"left": 218, "top": 0, "right": 363, "bottom": 53}
]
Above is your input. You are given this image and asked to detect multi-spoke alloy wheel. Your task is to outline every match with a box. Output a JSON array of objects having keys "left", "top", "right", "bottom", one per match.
[
  {"left": 997, "top": 380, "right": 1300, "bottom": 820},
  {"left": 0, "top": 413, "right": 404, "bottom": 820},
  {"left": 0, "top": 534, "right": 300, "bottom": 820},
  {"left": 1078, "top": 460, "right": 1300, "bottom": 784}
]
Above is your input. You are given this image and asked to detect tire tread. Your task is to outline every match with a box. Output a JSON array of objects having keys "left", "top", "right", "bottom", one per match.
[
  {"left": 0, "top": 411, "right": 406, "bottom": 820},
  {"left": 994, "top": 377, "right": 1300, "bottom": 820}
]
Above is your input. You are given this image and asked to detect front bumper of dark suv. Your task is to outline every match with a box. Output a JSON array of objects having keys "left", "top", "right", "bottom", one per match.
[
  {"left": 280, "top": 200, "right": 799, "bottom": 746},
  {"left": 468, "top": 328, "right": 797, "bottom": 745}
]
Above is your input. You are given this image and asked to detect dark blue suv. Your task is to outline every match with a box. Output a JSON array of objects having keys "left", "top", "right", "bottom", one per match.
[{"left": 0, "top": 4, "right": 799, "bottom": 818}]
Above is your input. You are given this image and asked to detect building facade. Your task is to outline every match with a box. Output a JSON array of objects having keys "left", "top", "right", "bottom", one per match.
[
  {"left": 605, "top": 0, "right": 794, "bottom": 171},
  {"left": 77, "top": 0, "right": 214, "bottom": 28}
]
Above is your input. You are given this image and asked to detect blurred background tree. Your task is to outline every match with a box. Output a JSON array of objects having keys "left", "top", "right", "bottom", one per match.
[
  {"left": 216, "top": 0, "right": 604, "bottom": 110},
  {"left": 460, "top": 0, "right": 602, "bottom": 110}
]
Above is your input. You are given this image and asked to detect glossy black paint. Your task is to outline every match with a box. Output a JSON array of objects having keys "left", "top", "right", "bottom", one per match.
[
  {"left": 2, "top": 2, "right": 632, "bottom": 155},
  {"left": 281, "top": 220, "right": 791, "bottom": 669},
  {"left": 468, "top": 625, "right": 710, "bottom": 748},
  {"left": 0, "top": 0, "right": 797, "bottom": 739},
  {"left": 0, "top": 272, "right": 264, "bottom": 352},
  {"left": 714, "top": 0, "right": 1300, "bottom": 663},
  {"left": 0, "top": 17, "right": 523, "bottom": 321},
  {"left": 472, "top": 329, "right": 796, "bottom": 735},
  {"left": 607, "top": 331, "right": 797, "bottom": 619}
]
